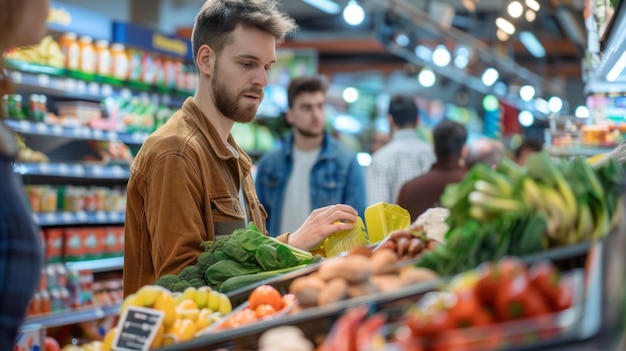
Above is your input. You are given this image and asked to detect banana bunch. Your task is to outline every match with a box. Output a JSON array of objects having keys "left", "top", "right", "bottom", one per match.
[
  {"left": 4, "top": 35, "right": 65, "bottom": 68},
  {"left": 102, "top": 285, "right": 233, "bottom": 350}
]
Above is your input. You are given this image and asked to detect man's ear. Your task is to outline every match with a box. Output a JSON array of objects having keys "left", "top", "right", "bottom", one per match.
[
  {"left": 196, "top": 44, "right": 214, "bottom": 77},
  {"left": 285, "top": 109, "right": 294, "bottom": 126}
]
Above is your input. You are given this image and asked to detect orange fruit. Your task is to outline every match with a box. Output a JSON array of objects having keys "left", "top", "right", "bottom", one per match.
[
  {"left": 255, "top": 304, "right": 277, "bottom": 318},
  {"left": 249, "top": 285, "right": 284, "bottom": 311}
]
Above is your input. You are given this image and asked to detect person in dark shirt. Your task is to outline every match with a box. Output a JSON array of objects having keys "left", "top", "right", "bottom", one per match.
[
  {"left": 0, "top": 0, "right": 49, "bottom": 347},
  {"left": 397, "top": 120, "right": 468, "bottom": 222},
  {"left": 515, "top": 137, "right": 543, "bottom": 166}
]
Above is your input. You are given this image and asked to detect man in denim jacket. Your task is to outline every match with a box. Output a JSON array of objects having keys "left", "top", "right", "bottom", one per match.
[{"left": 255, "top": 76, "right": 366, "bottom": 237}]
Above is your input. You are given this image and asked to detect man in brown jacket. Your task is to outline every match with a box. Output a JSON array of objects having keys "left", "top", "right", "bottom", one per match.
[{"left": 124, "top": 0, "right": 358, "bottom": 295}]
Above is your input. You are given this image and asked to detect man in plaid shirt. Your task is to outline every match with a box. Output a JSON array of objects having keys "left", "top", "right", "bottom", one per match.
[{"left": 366, "top": 95, "right": 435, "bottom": 206}]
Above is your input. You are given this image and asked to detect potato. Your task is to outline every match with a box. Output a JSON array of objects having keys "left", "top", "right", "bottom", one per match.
[
  {"left": 370, "top": 249, "right": 399, "bottom": 275},
  {"left": 396, "top": 237, "right": 410, "bottom": 257},
  {"left": 406, "top": 238, "right": 425, "bottom": 257},
  {"left": 347, "top": 281, "right": 380, "bottom": 298},
  {"left": 289, "top": 276, "right": 326, "bottom": 307},
  {"left": 338, "top": 255, "right": 373, "bottom": 284},
  {"left": 348, "top": 245, "right": 373, "bottom": 257},
  {"left": 317, "top": 278, "right": 348, "bottom": 305},
  {"left": 318, "top": 257, "right": 344, "bottom": 282},
  {"left": 399, "top": 267, "right": 440, "bottom": 287},
  {"left": 371, "top": 274, "right": 403, "bottom": 293}
]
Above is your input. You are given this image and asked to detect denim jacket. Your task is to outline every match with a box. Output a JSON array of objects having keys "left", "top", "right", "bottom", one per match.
[{"left": 255, "top": 131, "right": 366, "bottom": 237}]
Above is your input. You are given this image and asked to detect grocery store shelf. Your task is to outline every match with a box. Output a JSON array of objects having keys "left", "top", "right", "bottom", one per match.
[
  {"left": 65, "top": 257, "right": 124, "bottom": 273},
  {"left": 14, "top": 162, "right": 130, "bottom": 179},
  {"left": 5, "top": 119, "right": 150, "bottom": 145},
  {"left": 547, "top": 146, "right": 615, "bottom": 157},
  {"left": 7, "top": 67, "right": 188, "bottom": 108},
  {"left": 22, "top": 303, "right": 120, "bottom": 328},
  {"left": 32, "top": 211, "right": 125, "bottom": 226}
]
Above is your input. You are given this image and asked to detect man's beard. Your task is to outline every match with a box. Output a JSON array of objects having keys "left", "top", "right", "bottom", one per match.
[
  {"left": 295, "top": 125, "right": 324, "bottom": 139},
  {"left": 211, "top": 69, "right": 263, "bottom": 123}
]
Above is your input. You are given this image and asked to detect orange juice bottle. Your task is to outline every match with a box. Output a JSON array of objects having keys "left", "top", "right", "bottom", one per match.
[
  {"left": 59, "top": 32, "right": 80, "bottom": 70},
  {"left": 78, "top": 36, "right": 96, "bottom": 75},
  {"left": 95, "top": 39, "right": 111, "bottom": 77},
  {"left": 110, "top": 43, "right": 130, "bottom": 80}
]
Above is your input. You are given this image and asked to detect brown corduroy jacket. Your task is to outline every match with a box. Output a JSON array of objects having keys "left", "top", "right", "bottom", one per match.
[{"left": 123, "top": 98, "right": 285, "bottom": 295}]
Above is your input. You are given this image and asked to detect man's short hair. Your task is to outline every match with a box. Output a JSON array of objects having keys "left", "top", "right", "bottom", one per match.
[
  {"left": 287, "top": 76, "right": 328, "bottom": 108},
  {"left": 191, "top": 0, "right": 297, "bottom": 61},
  {"left": 388, "top": 94, "right": 419, "bottom": 128},
  {"left": 433, "top": 120, "right": 467, "bottom": 160},
  {"left": 465, "top": 138, "right": 504, "bottom": 169}
]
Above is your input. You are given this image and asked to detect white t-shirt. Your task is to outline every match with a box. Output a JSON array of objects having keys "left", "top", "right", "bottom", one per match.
[
  {"left": 225, "top": 143, "right": 249, "bottom": 225},
  {"left": 280, "top": 147, "right": 321, "bottom": 233}
]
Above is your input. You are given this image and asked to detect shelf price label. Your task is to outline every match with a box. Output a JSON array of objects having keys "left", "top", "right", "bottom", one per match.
[
  {"left": 35, "top": 122, "right": 47, "bottom": 134},
  {"left": 102, "top": 84, "right": 114, "bottom": 97},
  {"left": 111, "top": 166, "right": 125, "bottom": 178},
  {"left": 51, "top": 125, "right": 64, "bottom": 136},
  {"left": 76, "top": 211, "right": 88, "bottom": 223},
  {"left": 88, "top": 82, "right": 100, "bottom": 96},
  {"left": 38, "top": 163, "right": 51, "bottom": 174},
  {"left": 10, "top": 71, "right": 22, "bottom": 84},
  {"left": 113, "top": 306, "right": 164, "bottom": 351},
  {"left": 19, "top": 120, "right": 31, "bottom": 133},
  {"left": 57, "top": 163, "right": 69, "bottom": 175},
  {"left": 95, "top": 211, "right": 108, "bottom": 223},
  {"left": 72, "top": 164, "right": 85, "bottom": 177},
  {"left": 109, "top": 212, "right": 121, "bottom": 223},
  {"left": 37, "top": 74, "right": 50, "bottom": 88},
  {"left": 76, "top": 81, "right": 87, "bottom": 94},
  {"left": 91, "top": 165, "right": 103, "bottom": 177},
  {"left": 44, "top": 213, "right": 57, "bottom": 225},
  {"left": 61, "top": 212, "right": 74, "bottom": 223}
]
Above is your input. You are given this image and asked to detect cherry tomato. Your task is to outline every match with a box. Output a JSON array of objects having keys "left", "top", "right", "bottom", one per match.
[
  {"left": 255, "top": 304, "right": 277, "bottom": 318},
  {"left": 529, "top": 261, "right": 561, "bottom": 305},
  {"left": 553, "top": 281, "right": 573, "bottom": 311},
  {"left": 494, "top": 274, "right": 550, "bottom": 321},
  {"left": 447, "top": 288, "right": 493, "bottom": 329},
  {"left": 476, "top": 257, "right": 527, "bottom": 306},
  {"left": 430, "top": 330, "right": 473, "bottom": 351}
]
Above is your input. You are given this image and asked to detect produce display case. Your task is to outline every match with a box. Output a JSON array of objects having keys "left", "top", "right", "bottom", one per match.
[{"left": 159, "top": 196, "right": 626, "bottom": 351}]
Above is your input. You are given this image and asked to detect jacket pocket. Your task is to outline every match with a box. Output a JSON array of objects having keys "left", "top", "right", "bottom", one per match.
[
  {"left": 210, "top": 193, "right": 245, "bottom": 237},
  {"left": 315, "top": 173, "right": 348, "bottom": 205}
]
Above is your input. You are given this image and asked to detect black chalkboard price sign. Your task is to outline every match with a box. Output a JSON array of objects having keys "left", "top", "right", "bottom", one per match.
[{"left": 113, "top": 306, "right": 165, "bottom": 351}]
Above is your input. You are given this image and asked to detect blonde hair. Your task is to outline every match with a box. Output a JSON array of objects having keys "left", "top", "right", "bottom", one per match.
[{"left": 191, "top": 0, "right": 297, "bottom": 61}]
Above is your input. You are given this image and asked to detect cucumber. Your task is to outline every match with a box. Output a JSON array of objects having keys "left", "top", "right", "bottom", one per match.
[{"left": 219, "top": 264, "right": 308, "bottom": 293}]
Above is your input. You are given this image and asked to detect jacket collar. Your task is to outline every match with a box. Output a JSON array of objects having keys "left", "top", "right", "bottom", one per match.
[
  {"left": 181, "top": 97, "right": 252, "bottom": 172},
  {"left": 283, "top": 130, "right": 338, "bottom": 160}
]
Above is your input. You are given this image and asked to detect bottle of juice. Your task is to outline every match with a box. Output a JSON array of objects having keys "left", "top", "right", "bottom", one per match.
[
  {"left": 95, "top": 39, "right": 111, "bottom": 77},
  {"left": 110, "top": 43, "right": 130, "bottom": 80},
  {"left": 59, "top": 32, "right": 80, "bottom": 71},
  {"left": 78, "top": 36, "right": 96, "bottom": 75}
]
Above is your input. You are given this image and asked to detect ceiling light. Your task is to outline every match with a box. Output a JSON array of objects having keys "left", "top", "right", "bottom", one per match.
[
  {"left": 519, "top": 31, "right": 545, "bottom": 58},
  {"left": 525, "top": 0, "right": 540, "bottom": 12},
  {"left": 414, "top": 45, "right": 432, "bottom": 61},
  {"left": 606, "top": 50, "right": 626, "bottom": 81},
  {"left": 535, "top": 98, "right": 549, "bottom": 114},
  {"left": 494, "top": 81, "right": 507, "bottom": 95},
  {"left": 525, "top": 9, "right": 537, "bottom": 22},
  {"left": 395, "top": 33, "right": 410, "bottom": 46},
  {"left": 301, "top": 0, "right": 340, "bottom": 14},
  {"left": 496, "top": 29, "right": 510, "bottom": 41},
  {"left": 519, "top": 111, "right": 534, "bottom": 127},
  {"left": 575, "top": 105, "right": 590, "bottom": 118},
  {"left": 520, "top": 85, "right": 535, "bottom": 101},
  {"left": 496, "top": 17, "right": 516, "bottom": 35},
  {"left": 432, "top": 45, "right": 451, "bottom": 66},
  {"left": 482, "top": 68, "right": 499, "bottom": 87},
  {"left": 548, "top": 96, "right": 563, "bottom": 113},
  {"left": 418, "top": 68, "right": 436, "bottom": 87},
  {"left": 342, "top": 87, "right": 359, "bottom": 103},
  {"left": 357, "top": 152, "right": 372, "bottom": 166},
  {"left": 343, "top": 0, "right": 365, "bottom": 26},
  {"left": 454, "top": 55, "right": 469, "bottom": 69},
  {"left": 508, "top": 1, "right": 524, "bottom": 18}
]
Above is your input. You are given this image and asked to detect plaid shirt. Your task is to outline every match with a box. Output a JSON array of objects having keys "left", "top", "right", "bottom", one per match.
[
  {"left": 0, "top": 154, "right": 43, "bottom": 346},
  {"left": 366, "top": 129, "right": 435, "bottom": 205}
]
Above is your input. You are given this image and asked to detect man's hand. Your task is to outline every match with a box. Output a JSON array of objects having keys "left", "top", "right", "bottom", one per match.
[{"left": 288, "top": 204, "right": 358, "bottom": 251}]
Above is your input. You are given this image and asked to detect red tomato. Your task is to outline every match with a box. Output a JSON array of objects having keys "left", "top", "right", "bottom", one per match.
[
  {"left": 476, "top": 257, "right": 527, "bottom": 306},
  {"left": 430, "top": 330, "right": 473, "bottom": 351},
  {"left": 45, "top": 337, "right": 60, "bottom": 351},
  {"left": 447, "top": 288, "right": 493, "bottom": 329},
  {"left": 529, "top": 261, "right": 561, "bottom": 305},
  {"left": 494, "top": 274, "right": 551, "bottom": 321},
  {"left": 249, "top": 285, "right": 284, "bottom": 311},
  {"left": 553, "top": 281, "right": 573, "bottom": 311}
]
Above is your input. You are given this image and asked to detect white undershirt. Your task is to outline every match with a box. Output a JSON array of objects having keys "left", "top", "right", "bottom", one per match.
[
  {"left": 280, "top": 147, "right": 320, "bottom": 234},
  {"left": 226, "top": 143, "right": 249, "bottom": 225}
]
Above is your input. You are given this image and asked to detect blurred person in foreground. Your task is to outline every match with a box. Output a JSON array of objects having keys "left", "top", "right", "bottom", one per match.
[
  {"left": 124, "top": 0, "right": 359, "bottom": 296},
  {"left": 465, "top": 137, "right": 505, "bottom": 169},
  {"left": 255, "top": 76, "right": 366, "bottom": 236},
  {"left": 397, "top": 120, "right": 468, "bottom": 222},
  {"left": 366, "top": 95, "right": 435, "bottom": 205},
  {"left": 0, "top": 0, "right": 48, "bottom": 346},
  {"left": 515, "top": 137, "right": 543, "bottom": 166}
]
